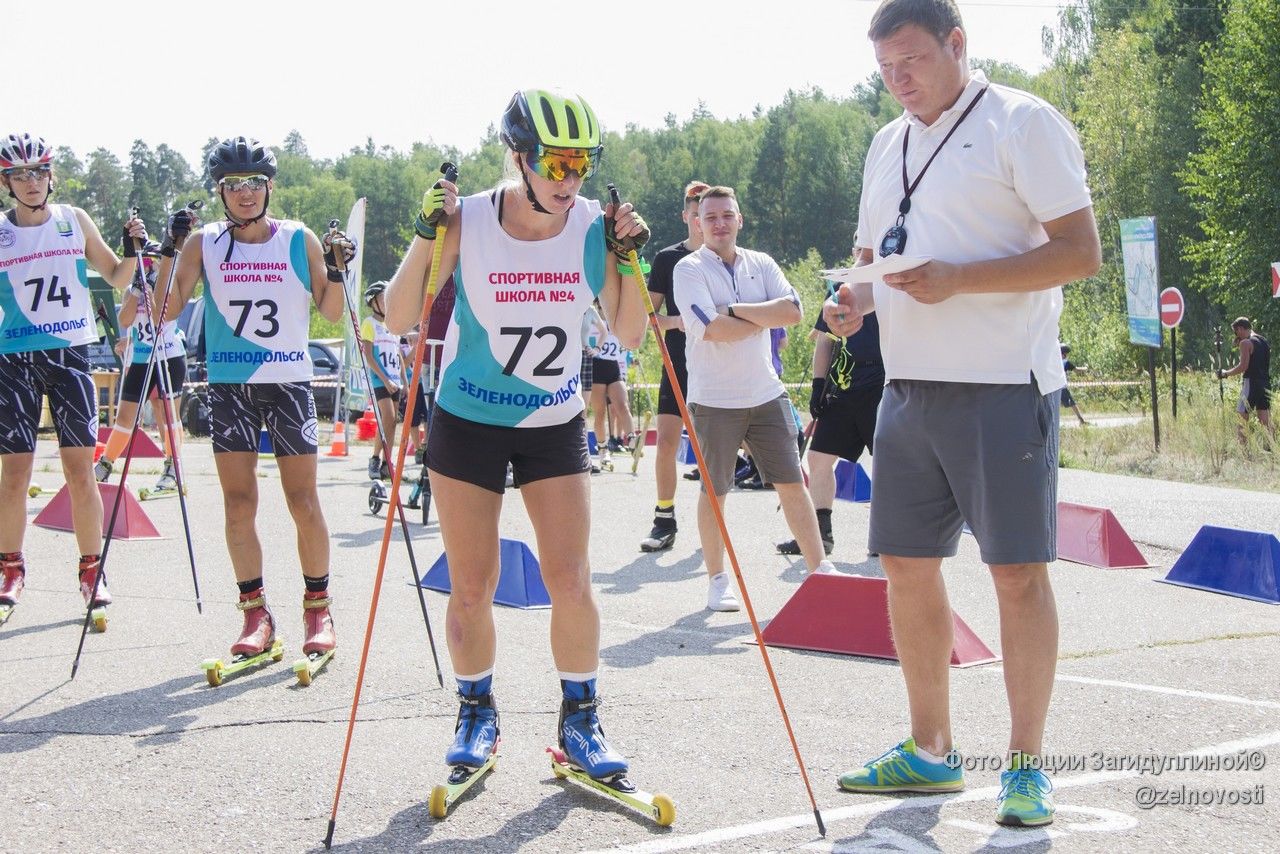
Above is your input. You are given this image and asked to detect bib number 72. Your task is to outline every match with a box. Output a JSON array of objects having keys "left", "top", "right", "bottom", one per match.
[{"left": 500, "top": 326, "right": 566, "bottom": 377}]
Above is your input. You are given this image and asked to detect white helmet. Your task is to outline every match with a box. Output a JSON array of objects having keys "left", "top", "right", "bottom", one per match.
[{"left": 0, "top": 133, "right": 54, "bottom": 170}]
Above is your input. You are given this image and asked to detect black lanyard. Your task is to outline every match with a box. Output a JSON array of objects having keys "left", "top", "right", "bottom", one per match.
[{"left": 897, "top": 86, "right": 988, "bottom": 219}]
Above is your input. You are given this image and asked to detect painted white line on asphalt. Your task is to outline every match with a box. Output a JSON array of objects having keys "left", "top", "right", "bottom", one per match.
[
  {"left": 588, "top": 731, "right": 1280, "bottom": 854},
  {"left": 1052, "top": 673, "right": 1280, "bottom": 710}
]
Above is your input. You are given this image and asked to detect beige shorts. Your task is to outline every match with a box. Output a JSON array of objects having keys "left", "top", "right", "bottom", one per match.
[{"left": 689, "top": 394, "right": 802, "bottom": 495}]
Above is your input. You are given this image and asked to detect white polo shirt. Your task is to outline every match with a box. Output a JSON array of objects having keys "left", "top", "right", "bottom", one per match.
[
  {"left": 673, "top": 244, "right": 799, "bottom": 408},
  {"left": 855, "top": 70, "right": 1092, "bottom": 392}
]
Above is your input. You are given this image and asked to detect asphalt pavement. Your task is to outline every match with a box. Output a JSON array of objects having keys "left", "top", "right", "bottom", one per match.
[{"left": 2, "top": 434, "right": 1277, "bottom": 853}]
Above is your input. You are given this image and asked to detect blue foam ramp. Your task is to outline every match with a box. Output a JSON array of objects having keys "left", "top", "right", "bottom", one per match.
[
  {"left": 834, "top": 460, "right": 872, "bottom": 503},
  {"left": 421, "top": 538, "right": 551, "bottom": 609},
  {"left": 587, "top": 431, "right": 598, "bottom": 455},
  {"left": 1158, "top": 525, "right": 1280, "bottom": 604},
  {"left": 257, "top": 428, "right": 273, "bottom": 455},
  {"left": 677, "top": 433, "right": 697, "bottom": 465}
]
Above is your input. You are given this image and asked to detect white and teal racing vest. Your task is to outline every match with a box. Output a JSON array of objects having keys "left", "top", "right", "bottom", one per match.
[
  {"left": 126, "top": 303, "right": 183, "bottom": 365},
  {"left": 361, "top": 316, "right": 401, "bottom": 389},
  {"left": 437, "top": 191, "right": 606, "bottom": 427},
  {"left": 200, "top": 220, "right": 313, "bottom": 383},
  {"left": 0, "top": 204, "right": 97, "bottom": 354}
]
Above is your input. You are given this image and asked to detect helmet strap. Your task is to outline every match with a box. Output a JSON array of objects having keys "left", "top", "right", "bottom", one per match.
[
  {"left": 519, "top": 160, "right": 555, "bottom": 216},
  {"left": 219, "top": 186, "right": 271, "bottom": 230},
  {"left": 6, "top": 181, "right": 52, "bottom": 213}
]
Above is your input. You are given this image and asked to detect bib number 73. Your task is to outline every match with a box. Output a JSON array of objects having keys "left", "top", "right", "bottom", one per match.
[{"left": 229, "top": 299, "right": 280, "bottom": 338}]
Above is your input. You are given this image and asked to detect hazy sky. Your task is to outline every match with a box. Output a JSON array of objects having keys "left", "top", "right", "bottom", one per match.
[{"left": 18, "top": 0, "right": 1066, "bottom": 166}]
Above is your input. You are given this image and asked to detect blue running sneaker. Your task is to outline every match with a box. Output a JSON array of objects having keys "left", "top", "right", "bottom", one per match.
[
  {"left": 838, "top": 737, "right": 964, "bottom": 793},
  {"left": 445, "top": 692, "right": 499, "bottom": 769},
  {"left": 559, "top": 681, "right": 629, "bottom": 782},
  {"left": 997, "top": 753, "right": 1054, "bottom": 826}
]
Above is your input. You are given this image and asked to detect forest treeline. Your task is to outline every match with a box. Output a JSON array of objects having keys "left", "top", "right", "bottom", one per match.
[{"left": 44, "top": 0, "right": 1277, "bottom": 378}]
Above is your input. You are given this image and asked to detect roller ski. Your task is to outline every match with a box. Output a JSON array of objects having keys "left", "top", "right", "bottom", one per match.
[
  {"left": 201, "top": 592, "right": 283, "bottom": 686},
  {"left": 139, "top": 460, "right": 185, "bottom": 501},
  {"left": 0, "top": 554, "right": 23, "bottom": 627},
  {"left": 629, "top": 414, "right": 652, "bottom": 475},
  {"left": 367, "top": 480, "right": 389, "bottom": 515},
  {"left": 292, "top": 591, "right": 336, "bottom": 686},
  {"left": 79, "top": 556, "right": 110, "bottom": 633},
  {"left": 429, "top": 689, "right": 501, "bottom": 819},
  {"left": 405, "top": 465, "right": 432, "bottom": 526},
  {"left": 546, "top": 684, "right": 675, "bottom": 827}
]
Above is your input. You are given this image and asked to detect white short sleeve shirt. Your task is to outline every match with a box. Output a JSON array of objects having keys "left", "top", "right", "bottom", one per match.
[
  {"left": 855, "top": 71, "right": 1093, "bottom": 392},
  {"left": 673, "top": 245, "right": 798, "bottom": 408}
]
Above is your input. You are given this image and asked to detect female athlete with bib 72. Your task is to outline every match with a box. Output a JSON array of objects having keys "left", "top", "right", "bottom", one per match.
[{"left": 384, "top": 90, "right": 665, "bottom": 818}]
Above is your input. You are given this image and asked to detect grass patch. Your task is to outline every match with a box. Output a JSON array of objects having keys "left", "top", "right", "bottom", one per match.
[{"left": 1062, "top": 372, "right": 1278, "bottom": 492}]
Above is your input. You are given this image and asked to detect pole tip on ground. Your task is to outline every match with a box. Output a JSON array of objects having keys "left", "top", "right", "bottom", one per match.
[
  {"left": 324, "top": 819, "right": 335, "bottom": 849},
  {"left": 814, "top": 809, "right": 826, "bottom": 837}
]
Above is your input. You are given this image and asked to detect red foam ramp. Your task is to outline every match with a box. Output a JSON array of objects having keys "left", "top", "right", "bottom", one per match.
[
  {"left": 33, "top": 483, "right": 163, "bottom": 540},
  {"left": 645, "top": 428, "right": 657, "bottom": 447},
  {"left": 761, "top": 574, "right": 999, "bottom": 668},
  {"left": 96, "top": 427, "right": 165, "bottom": 458},
  {"left": 1056, "top": 501, "right": 1151, "bottom": 569}
]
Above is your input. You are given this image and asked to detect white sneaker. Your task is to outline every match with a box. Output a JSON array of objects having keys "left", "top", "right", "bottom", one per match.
[
  {"left": 814, "top": 560, "right": 840, "bottom": 575},
  {"left": 706, "top": 572, "right": 740, "bottom": 611}
]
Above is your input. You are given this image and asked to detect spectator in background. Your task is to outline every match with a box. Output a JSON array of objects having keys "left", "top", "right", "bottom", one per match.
[
  {"left": 1218, "top": 317, "right": 1272, "bottom": 444},
  {"left": 674, "top": 185, "right": 835, "bottom": 611},
  {"left": 1059, "top": 343, "right": 1087, "bottom": 426}
]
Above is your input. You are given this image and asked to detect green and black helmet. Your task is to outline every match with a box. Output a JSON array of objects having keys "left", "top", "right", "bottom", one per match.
[{"left": 500, "top": 89, "right": 602, "bottom": 153}]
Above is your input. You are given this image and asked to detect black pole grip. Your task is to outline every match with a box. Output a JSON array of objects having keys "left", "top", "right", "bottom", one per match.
[
  {"left": 607, "top": 184, "right": 621, "bottom": 207},
  {"left": 440, "top": 162, "right": 458, "bottom": 185}
]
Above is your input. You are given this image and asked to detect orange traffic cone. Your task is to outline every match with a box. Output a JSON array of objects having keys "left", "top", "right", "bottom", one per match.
[{"left": 326, "top": 420, "right": 349, "bottom": 457}]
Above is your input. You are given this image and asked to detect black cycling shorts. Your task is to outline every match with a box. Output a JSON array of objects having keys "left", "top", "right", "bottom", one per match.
[
  {"left": 0, "top": 346, "right": 98, "bottom": 454},
  {"left": 209, "top": 382, "right": 319, "bottom": 456},
  {"left": 120, "top": 355, "right": 186, "bottom": 403},
  {"left": 592, "top": 357, "right": 621, "bottom": 386},
  {"left": 426, "top": 405, "right": 589, "bottom": 494}
]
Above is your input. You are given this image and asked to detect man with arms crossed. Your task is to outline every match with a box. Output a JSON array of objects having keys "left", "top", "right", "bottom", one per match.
[
  {"left": 824, "top": 0, "right": 1101, "bottom": 827},
  {"left": 675, "top": 186, "right": 835, "bottom": 612}
]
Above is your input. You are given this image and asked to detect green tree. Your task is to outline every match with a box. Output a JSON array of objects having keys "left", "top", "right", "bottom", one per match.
[{"left": 1183, "top": 0, "right": 1280, "bottom": 332}]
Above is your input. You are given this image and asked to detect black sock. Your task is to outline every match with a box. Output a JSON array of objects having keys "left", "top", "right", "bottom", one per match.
[
  {"left": 237, "top": 577, "right": 264, "bottom": 596},
  {"left": 304, "top": 574, "right": 330, "bottom": 594},
  {"left": 816, "top": 508, "right": 833, "bottom": 539}
]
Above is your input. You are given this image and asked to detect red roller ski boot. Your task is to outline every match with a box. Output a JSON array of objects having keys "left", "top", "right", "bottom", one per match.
[
  {"left": 200, "top": 590, "right": 282, "bottom": 687},
  {"left": 78, "top": 555, "right": 110, "bottom": 633},
  {"left": 0, "top": 552, "right": 24, "bottom": 627},
  {"left": 293, "top": 591, "right": 336, "bottom": 686}
]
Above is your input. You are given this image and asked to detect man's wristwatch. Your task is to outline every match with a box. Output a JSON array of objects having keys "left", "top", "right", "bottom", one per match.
[{"left": 727, "top": 305, "right": 737, "bottom": 318}]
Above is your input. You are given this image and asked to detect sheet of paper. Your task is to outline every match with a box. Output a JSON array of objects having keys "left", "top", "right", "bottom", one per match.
[{"left": 821, "top": 255, "right": 931, "bottom": 285}]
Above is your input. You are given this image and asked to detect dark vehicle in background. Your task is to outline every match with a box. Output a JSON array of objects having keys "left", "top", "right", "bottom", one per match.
[{"left": 175, "top": 299, "right": 346, "bottom": 436}]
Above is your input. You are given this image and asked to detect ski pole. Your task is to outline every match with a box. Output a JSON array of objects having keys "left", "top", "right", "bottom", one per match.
[
  {"left": 132, "top": 231, "right": 203, "bottom": 615},
  {"left": 609, "top": 184, "right": 827, "bottom": 837},
  {"left": 326, "top": 216, "right": 442, "bottom": 684},
  {"left": 1215, "top": 326, "right": 1225, "bottom": 403},
  {"left": 72, "top": 201, "right": 203, "bottom": 679},
  {"left": 325, "top": 162, "right": 457, "bottom": 850}
]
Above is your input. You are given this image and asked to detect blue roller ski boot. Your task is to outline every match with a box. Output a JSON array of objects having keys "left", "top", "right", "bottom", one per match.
[
  {"left": 446, "top": 676, "right": 500, "bottom": 775},
  {"left": 558, "top": 679, "right": 631, "bottom": 789}
]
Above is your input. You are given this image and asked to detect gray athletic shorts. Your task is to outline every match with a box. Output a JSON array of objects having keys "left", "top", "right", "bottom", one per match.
[
  {"left": 868, "top": 379, "right": 1059, "bottom": 565},
  {"left": 689, "top": 394, "right": 802, "bottom": 495}
]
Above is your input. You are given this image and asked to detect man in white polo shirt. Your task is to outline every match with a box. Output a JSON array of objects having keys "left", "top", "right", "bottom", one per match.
[
  {"left": 823, "top": 0, "right": 1101, "bottom": 828},
  {"left": 674, "top": 186, "right": 835, "bottom": 612}
]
